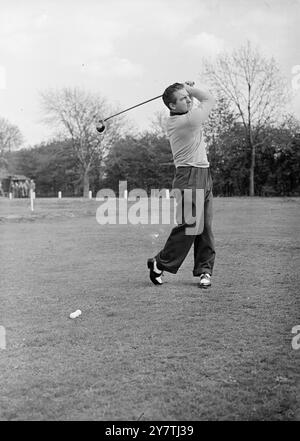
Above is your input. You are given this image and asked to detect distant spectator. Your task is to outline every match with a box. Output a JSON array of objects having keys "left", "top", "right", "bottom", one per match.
[
  {"left": 25, "top": 179, "right": 30, "bottom": 197},
  {"left": 9, "top": 181, "right": 14, "bottom": 197},
  {"left": 19, "top": 182, "right": 25, "bottom": 198},
  {"left": 15, "top": 182, "right": 20, "bottom": 198},
  {"left": 0, "top": 181, "right": 4, "bottom": 197},
  {"left": 29, "top": 179, "right": 36, "bottom": 196}
]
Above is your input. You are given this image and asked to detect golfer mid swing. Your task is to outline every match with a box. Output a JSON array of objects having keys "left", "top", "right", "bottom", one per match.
[{"left": 148, "top": 81, "right": 216, "bottom": 288}]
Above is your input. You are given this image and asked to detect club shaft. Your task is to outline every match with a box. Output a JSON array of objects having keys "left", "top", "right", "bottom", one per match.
[{"left": 103, "top": 95, "right": 162, "bottom": 122}]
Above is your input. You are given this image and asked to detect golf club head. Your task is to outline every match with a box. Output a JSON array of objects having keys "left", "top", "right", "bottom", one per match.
[{"left": 96, "top": 120, "right": 106, "bottom": 134}]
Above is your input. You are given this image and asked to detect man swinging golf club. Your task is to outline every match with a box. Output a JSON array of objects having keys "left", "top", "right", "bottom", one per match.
[{"left": 147, "top": 81, "right": 216, "bottom": 288}]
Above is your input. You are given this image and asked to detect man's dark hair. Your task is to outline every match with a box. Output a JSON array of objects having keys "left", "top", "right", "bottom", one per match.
[{"left": 162, "top": 83, "right": 184, "bottom": 109}]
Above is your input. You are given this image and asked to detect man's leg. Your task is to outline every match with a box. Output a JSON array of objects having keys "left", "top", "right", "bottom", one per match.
[
  {"left": 193, "top": 186, "right": 215, "bottom": 276},
  {"left": 155, "top": 188, "right": 196, "bottom": 274}
]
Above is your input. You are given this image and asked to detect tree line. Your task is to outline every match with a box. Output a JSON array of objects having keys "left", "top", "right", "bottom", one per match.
[
  {"left": 1, "top": 41, "right": 300, "bottom": 197},
  {"left": 4, "top": 116, "right": 299, "bottom": 197}
]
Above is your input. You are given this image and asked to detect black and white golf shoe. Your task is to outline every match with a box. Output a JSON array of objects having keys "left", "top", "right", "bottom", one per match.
[
  {"left": 147, "top": 258, "right": 163, "bottom": 285},
  {"left": 199, "top": 273, "right": 211, "bottom": 289}
]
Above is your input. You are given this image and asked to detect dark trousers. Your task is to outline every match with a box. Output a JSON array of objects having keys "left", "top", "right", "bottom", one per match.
[{"left": 155, "top": 167, "right": 215, "bottom": 276}]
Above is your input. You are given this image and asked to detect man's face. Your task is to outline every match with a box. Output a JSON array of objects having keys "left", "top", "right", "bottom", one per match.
[{"left": 170, "top": 88, "right": 193, "bottom": 113}]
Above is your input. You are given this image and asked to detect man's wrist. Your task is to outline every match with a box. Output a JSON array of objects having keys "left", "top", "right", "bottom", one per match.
[
  {"left": 184, "top": 83, "right": 194, "bottom": 95},
  {"left": 184, "top": 81, "right": 195, "bottom": 91},
  {"left": 184, "top": 84, "right": 214, "bottom": 103}
]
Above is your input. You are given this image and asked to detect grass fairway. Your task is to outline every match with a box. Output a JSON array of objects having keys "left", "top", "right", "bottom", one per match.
[{"left": 0, "top": 196, "right": 299, "bottom": 421}]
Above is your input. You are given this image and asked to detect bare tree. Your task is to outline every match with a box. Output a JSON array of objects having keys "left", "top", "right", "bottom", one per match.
[
  {"left": 150, "top": 110, "right": 169, "bottom": 138},
  {"left": 0, "top": 117, "right": 23, "bottom": 168},
  {"left": 40, "top": 87, "right": 126, "bottom": 197},
  {"left": 203, "top": 41, "right": 288, "bottom": 196}
]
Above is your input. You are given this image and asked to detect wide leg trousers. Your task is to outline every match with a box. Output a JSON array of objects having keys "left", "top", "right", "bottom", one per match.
[{"left": 155, "top": 166, "right": 215, "bottom": 276}]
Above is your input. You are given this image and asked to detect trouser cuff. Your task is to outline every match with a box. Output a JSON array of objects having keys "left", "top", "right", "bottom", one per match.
[
  {"left": 155, "top": 255, "right": 179, "bottom": 274},
  {"left": 193, "top": 269, "right": 213, "bottom": 277}
]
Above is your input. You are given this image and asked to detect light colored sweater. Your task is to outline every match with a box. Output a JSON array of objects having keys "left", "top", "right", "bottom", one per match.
[{"left": 166, "top": 87, "right": 215, "bottom": 168}]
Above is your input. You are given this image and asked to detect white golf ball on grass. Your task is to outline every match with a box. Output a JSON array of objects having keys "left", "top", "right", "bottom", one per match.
[{"left": 69, "top": 309, "right": 82, "bottom": 319}]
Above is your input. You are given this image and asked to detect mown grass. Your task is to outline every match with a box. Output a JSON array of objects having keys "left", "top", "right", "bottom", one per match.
[{"left": 0, "top": 196, "right": 299, "bottom": 420}]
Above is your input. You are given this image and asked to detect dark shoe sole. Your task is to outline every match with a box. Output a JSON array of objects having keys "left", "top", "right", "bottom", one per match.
[{"left": 147, "top": 258, "right": 163, "bottom": 285}]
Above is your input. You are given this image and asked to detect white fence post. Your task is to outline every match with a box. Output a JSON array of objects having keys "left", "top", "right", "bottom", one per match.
[
  {"left": 30, "top": 189, "right": 34, "bottom": 211},
  {"left": 0, "top": 326, "right": 6, "bottom": 350}
]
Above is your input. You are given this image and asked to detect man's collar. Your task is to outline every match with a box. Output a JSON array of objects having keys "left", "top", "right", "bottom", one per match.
[{"left": 170, "top": 110, "right": 188, "bottom": 116}]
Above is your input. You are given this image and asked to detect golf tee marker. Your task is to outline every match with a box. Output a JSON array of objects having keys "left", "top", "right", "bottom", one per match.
[
  {"left": 0, "top": 326, "right": 6, "bottom": 350},
  {"left": 30, "top": 189, "right": 34, "bottom": 211}
]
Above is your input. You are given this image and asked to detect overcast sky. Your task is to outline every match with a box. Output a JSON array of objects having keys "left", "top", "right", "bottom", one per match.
[{"left": 0, "top": 0, "right": 299, "bottom": 146}]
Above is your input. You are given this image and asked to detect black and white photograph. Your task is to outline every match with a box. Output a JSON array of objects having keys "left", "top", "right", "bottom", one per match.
[{"left": 0, "top": 0, "right": 299, "bottom": 426}]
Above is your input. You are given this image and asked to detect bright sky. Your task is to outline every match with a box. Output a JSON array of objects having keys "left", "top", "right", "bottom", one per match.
[{"left": 0, "top": 0, "right": 299, "bottom": 147}]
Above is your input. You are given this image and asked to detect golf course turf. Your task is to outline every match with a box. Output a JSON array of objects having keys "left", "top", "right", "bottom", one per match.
[{"left": 0, "top": 196, "right": 299, "bottom": 420}]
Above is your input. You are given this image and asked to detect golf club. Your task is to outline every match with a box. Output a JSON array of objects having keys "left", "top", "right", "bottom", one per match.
[{"left": 96, "top": 94, "right": 162, "bottom": 133}]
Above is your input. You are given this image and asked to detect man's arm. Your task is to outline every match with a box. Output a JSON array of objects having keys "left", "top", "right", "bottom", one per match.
[{"left": 184, "top": 83, "right": 216, "bottom": 125}]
